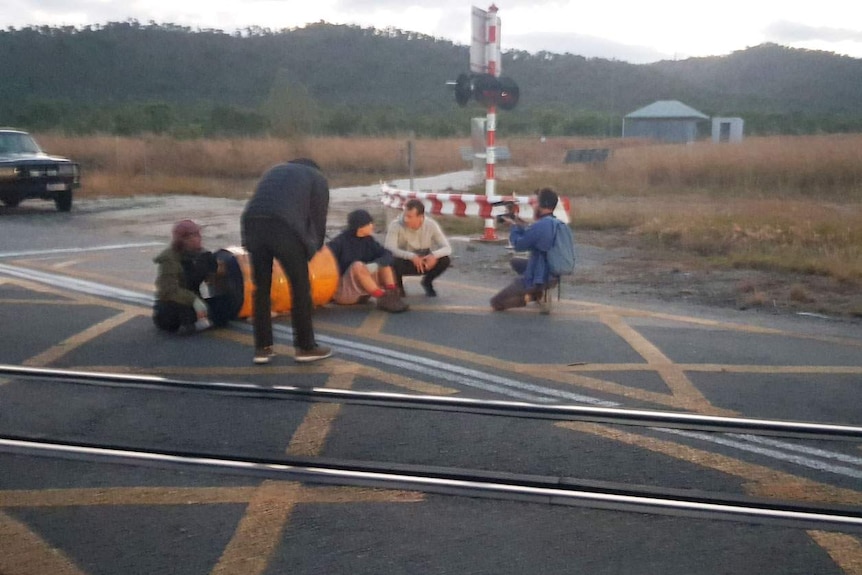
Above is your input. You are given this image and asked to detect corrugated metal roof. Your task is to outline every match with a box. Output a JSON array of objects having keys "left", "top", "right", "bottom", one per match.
[{"left": 625, "top": 100, "right": 709, "bottom": 119}]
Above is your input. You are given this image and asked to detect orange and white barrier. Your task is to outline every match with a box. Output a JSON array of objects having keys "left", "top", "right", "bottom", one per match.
[{"left": 380, "top": 184, "right": 570, "bottom": 224}]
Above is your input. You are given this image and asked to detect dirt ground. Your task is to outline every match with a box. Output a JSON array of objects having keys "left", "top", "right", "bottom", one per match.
[{"left": 447, "top": 227, "right": 862, "bottom": 324}]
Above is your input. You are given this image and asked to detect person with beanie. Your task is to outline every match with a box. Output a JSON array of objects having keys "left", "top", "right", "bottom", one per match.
[
  {"left": 326, "top": 209, "right": 409, "bottom": 313},
  {"left": 153, "top": 219, "right": 234, "bottom": 335},
  {"left": 384, "top": 199, "right": 452, "bottom": 297},
  {"left": 241, "top": 158, "right": 332, "bottom": 364}
]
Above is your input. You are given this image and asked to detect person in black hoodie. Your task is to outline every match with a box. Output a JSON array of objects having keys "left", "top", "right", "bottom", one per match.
[
  {"left": 241, "top": 158, "right": 332, "bottom": 365},
  {"left": 326, "top": 209, "right": 408, "bottom": 313}
]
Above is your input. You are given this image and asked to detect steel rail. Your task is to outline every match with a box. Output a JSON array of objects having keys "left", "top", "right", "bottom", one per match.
[
  {"left": 1, "top": 435, "right": 860, "bottom": 531},
  {"left": 3, "top": 364, "right": 862, "bottom": 441}
]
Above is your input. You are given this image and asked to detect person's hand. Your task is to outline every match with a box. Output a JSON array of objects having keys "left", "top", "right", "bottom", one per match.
[
  {"left": 422, "top": 254, "right": 438, "bottom": 270},
  {"left": 192, "top": 297, "right": 208, "bottom": 319},
  {"left": 411, "top": 255, "right": 424, "bottom": 272}
]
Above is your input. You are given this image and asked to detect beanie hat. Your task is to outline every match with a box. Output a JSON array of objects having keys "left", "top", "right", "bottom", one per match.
[
  {"left": 347, "top": 209, "right": 373, "bottom": 231},
  {"left": 172, "top": 219, "right": 200, "bottom": 242}
]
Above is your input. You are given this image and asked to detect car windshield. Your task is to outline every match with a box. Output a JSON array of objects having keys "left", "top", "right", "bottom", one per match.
[{"left": 0, "top": 132, "right": 43, "bottom": 155}]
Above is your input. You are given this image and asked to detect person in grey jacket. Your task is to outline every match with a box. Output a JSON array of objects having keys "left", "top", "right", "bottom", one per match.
[
  {"left": 240, "top": 158, "right": 332, "bottom": 365},
  {"left": 384, "top": 199, "right": 452, "bottom": 297}
]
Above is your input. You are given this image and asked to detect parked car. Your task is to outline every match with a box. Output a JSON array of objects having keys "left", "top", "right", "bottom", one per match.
[{"left": 0, "top": 129, "right": 80, "bottom": 212}]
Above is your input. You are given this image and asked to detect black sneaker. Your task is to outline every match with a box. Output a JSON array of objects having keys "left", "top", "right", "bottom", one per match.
[
  {"left": 295, "top": 345, "right": 333, "bottom": 363},
  {"left": 421, "top": 278, "right": 437, "bottom": 297},
  {"left": 376, "top": 291, "right": 409, "bottom": 313},
  {"left": 253, "top": 346, "right": 275, "bottom": 365}
]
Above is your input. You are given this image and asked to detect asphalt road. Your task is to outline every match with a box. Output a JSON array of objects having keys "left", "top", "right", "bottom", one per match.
[{"left": 1, "top": 191, "right": 861, "bottom": 575}]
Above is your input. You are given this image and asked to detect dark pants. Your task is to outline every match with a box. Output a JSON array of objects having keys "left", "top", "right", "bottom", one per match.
[
  {"left": 153, "top": 295, "right": 236, "bottom": 332},
  {"left": 490, "top": 257, "right": 551, "bottom": 311},
  {"left": 241, "top": 216, "right": 316, "bottom": 350},
  {"left": 392, "top": 253, "right": 451, "bottom": 291},
  {"left": 152, "top": 301, "right": 197, "bottom": 332}
]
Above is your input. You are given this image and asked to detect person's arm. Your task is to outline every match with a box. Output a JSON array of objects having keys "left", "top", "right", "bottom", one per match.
[
  {"left": 371, "top": 239, "right": 395, "bottom": 268},
  {"left": 155, "top": 257, "right": 203, "bottom": 310},
  {"left": 509, "top": 219, "right": 551, "bottom": 252},
  {"left": 428, "top": 219, "right": 452, "bottom": 258},
  {"left": 384, "top": 219, "right": 415, "bottom": 260},
  {"left": 310, "top": 175, "right": 330, "bottom": 253}
]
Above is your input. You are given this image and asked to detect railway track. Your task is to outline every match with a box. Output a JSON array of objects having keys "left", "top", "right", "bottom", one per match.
[{"left": 3, "top": 365, "right": 860, "bottom": 532}]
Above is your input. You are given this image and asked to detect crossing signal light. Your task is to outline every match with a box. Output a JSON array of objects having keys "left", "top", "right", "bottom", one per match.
[
  {"left": 496, "top": 76, "right": 520, "bottom": 111},
  {"left": 451, "top": 73, "right": 519, "bottom": 110}
]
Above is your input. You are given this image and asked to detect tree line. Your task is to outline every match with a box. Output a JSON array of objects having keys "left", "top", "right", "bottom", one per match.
[{"left": 2, "top": 22, "right": 861, "bottom": 138}]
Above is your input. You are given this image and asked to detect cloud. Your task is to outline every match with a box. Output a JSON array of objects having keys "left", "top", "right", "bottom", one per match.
[
  {"left": 765, "top": 20, "right": 862, "bottom": 43},
  {"left": 506, "top": 31, "right": 672, "bottom": 63}
]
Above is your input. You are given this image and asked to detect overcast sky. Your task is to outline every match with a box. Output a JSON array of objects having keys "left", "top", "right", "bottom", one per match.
[{"left": 4, "top": 0, "right": 862, "bottom": 64}]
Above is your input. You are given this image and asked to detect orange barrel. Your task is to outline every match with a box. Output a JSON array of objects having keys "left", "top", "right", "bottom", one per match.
[{"left": 222, "top": 246, "right": 339, "bottom": 319}]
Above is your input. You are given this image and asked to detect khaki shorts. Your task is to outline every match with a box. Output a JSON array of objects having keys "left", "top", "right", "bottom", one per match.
[{"left": 333, "top": 261, "right": 378, "bottom": 304}]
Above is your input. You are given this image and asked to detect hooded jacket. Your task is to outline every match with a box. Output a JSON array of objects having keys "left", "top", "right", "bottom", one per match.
[
  {"left": 240, "top": 162, "right": 329, "bottom": 259},
  {"left": 153, "top": 247, "right": 216, "bottom": 306}
]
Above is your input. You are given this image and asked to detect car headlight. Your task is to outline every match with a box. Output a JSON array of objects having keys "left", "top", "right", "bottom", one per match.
[
  {"left": 0, "top": 167, "right": 17, "bottom": 179},
  {"left": 57, "top": 164, "right": 78, "bottom": 177}
]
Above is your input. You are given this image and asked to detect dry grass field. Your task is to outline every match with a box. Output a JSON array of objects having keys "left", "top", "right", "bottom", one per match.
[{"left": 37, "top": 132, "right": 862, "bottom": 318}]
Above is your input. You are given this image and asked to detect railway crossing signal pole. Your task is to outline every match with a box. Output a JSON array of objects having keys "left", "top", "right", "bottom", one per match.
[
  {"left": 451, "top": 4, "right": 519, "bottom": 241},
  {"left": 481, "top": 5, "right": 500, "bottom": 240}
]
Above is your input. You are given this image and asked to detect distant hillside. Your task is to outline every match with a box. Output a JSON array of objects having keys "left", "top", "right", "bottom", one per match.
[{"left": 1, "top": 22, "right": 861, "bottom": 137}]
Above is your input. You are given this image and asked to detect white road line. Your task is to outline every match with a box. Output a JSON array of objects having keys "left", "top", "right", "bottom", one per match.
[
  {"left": 272, "top": 324, "right": 618, "bottom": 406},
  {"left": 0, "top": 263, "right": 153, "bottom": 307},
  {"left": 0, "top": 242, "right": 162, "bottom": 259},
  {"left": 662, "top": 428, "right": 862, "bottom": 479}
]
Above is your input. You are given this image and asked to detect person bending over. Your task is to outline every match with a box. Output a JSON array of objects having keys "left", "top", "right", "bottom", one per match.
[
  {"left": 241, "top": 158, "right": 332, "bottom": 365},
  {"left": 327, "top": 209, "right": 409, "bottom": 313},
  {"left": 384, "top": 199, "right": 452, "bottom": 297}
]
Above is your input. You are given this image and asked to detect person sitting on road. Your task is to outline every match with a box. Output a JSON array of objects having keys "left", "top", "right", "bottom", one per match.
[
  {"left": 490, "top": 188, "right": 560, "bottom": 312},
  {"left": 384, "top": 199, "right": 452, "bottom": 297},
  {"left": 153, "top": 219, "right": 234, "bottom": 335},
  {"left": 326, "top": 209, "right": 409, "bottom": 313}
]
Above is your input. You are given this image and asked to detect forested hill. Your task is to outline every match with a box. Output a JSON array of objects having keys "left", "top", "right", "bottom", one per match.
[{"left": 1, "top": 21, "right": 861, "bottom": 137}]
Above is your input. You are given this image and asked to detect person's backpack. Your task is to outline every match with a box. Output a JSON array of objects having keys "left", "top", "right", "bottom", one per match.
[{"left": 545, "top": 218, "right": 576, "bottom": 276}]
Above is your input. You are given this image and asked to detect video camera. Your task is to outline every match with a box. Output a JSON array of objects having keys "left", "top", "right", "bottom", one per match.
[{"left": 492, "top": 200, "right": 521, "bottom": 224}]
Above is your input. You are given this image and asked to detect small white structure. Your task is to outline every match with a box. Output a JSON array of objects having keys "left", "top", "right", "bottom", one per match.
[
  {"left": 712, "top": 117, "right": 744, "bottom": 143},
  {"left": 623, "top": 100, "right": 709, "bottom": 144}
]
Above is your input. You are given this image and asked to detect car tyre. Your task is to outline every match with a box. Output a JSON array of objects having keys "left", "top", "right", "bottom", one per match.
[{"left": 55, "top": 190, "right": 72, "bottom": 212}]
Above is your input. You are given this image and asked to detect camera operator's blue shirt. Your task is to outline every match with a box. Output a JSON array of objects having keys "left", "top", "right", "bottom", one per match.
[{"left": 509, "top": 214, "right": 556, "bottom": 288}]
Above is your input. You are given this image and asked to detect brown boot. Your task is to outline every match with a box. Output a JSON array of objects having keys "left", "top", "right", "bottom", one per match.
[{"left": 376, "top": 290, "right": 409, "bottom": 313}]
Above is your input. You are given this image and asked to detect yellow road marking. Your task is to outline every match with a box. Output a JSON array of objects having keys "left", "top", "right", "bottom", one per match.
[
  {"left": 212, "top": 366, "right": 425, "bottom": 575},
  {"left": 0, "top": 486, "right": 258, "bottom": 507},
  {"left": 209, "top": 481, "right": 303, "bottom": 575},
  {"left": 23, "top": 309, "right": 146, "bottom": 368},
  {"left": 358, "top": 309, "right": 389, "bottom": 335},
  {"left": 287, "top": 371, "right": 355, "bottom": 457},
  {"left": 557, "top": 421, "right": 862, "bottom": 506},
  {"left": 808, "top": 531, "right": 862, "bottom": 575},
  {"left": 316, "top": 320, "right": 725, "bottom": 411},
  {"left": 0, "top": 485, "right": 423, "bottom": 509},
  {"left": 600, "top": 313, "right": 716, "bottom": 413},
  {"left": 0, "top": 511, "right": 88, "bottom": 575}
]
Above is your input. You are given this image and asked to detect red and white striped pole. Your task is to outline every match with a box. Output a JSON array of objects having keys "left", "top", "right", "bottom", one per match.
[{"left": 483, "top": 4, "right": 500, "bottom": 241}]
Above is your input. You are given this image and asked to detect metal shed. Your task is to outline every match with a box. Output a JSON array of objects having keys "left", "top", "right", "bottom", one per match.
[
  {"left": 712, "top": 117, "right": 744, "bottom": 143},
  {"left": 623, "top": 100, "right": 709, "bottom": 143}
]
